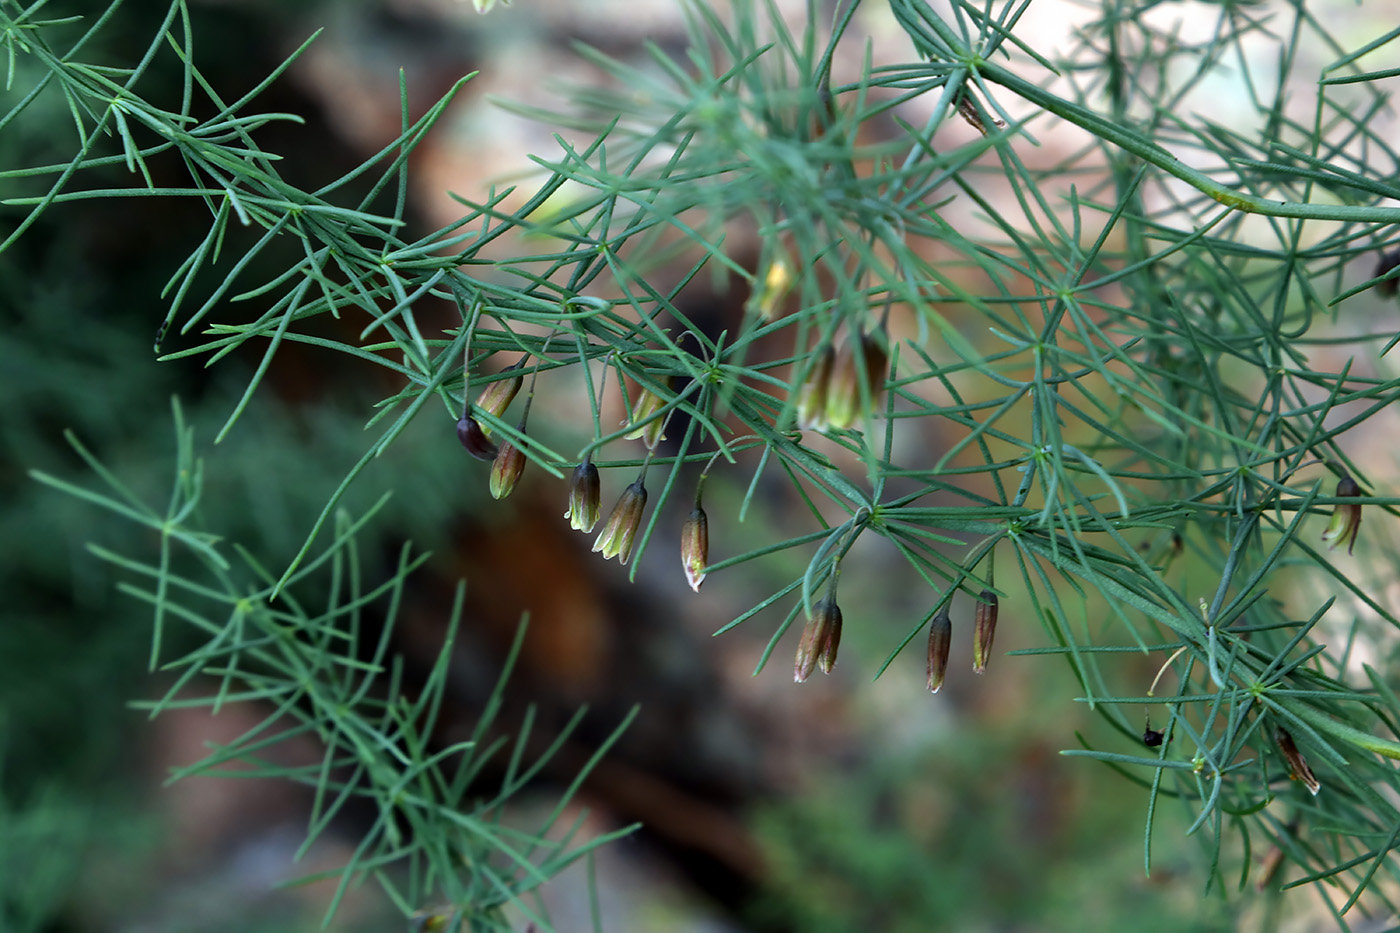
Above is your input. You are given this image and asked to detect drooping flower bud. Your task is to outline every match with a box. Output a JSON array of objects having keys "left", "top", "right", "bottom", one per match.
[
  {"left": 489, "top": 436, "right": 527, "bottom": 499},
  {"left": 972, "top": 589, "right": 999, "bottom": 674},
  {"left": 825, "top": 329, "right": 889, "bottom": 431},
  {"left": 794, "top": 598, "right": 843, "bottom": 683},
  {"left": 926, "top": 606, "right": 952, "bottom": 693},
  {"left": 681, "top": 507, "right": 709, "bottom": 592},
  {"left": 955, "top": 91, "right": 1007, "bottom": 137},
  {"left": 746, "top": 257, "right": 794, "bottom": 320},
  {"left": 624, "top": 376, "right": 673, "bottom": 449},
  {"left": 1274, "top": 727, "right": 1320, "bottom": 796},
  {"left": 565, "top": 460, "right": 601, "bottom": 533},
  {"left": 1142, "top": 716, "right": 1165, "bottom": 748},
  {"left": 1321, "top": 475, "right": 1362, "bottom": 555},
  {"left": 474, "top": 359, "right": 526, "bottom": 422},
  {"left": 795, "top": 343, "right": 835, "bottom": 432},
  {"left": 592, "top": 478, "right": 648, "bottom": 565},
  {"left": 456, "top": 413, "right": 498, "bottom": 460}
]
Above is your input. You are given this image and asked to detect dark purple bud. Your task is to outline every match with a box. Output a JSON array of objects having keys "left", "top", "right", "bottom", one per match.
[
  {"left": 1142, "top": 723, "right": 1165, "bottom": 748},
  {"left": 457, "top": 414, "right": 498, "bottom": 460}
]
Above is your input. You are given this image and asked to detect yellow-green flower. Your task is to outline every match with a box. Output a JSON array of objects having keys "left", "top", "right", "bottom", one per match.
[
  {"left": 681, "top": 507, "right": 709, "bottom": 592},
  {"left": 489, "top": 437, "right": 526, "bottom": 499},
  {"left": 624, "top": 377, "right": 673, "bottom": 449},
  {"left": 474, "top": 360, "right": 525, "bottom": 423},
  {"left": 565, "top": 460, "right": 601, "bottom": 533},
  {"left": 795, "top": 343, "right": 835, "bottom": 432},
  {"left": 746, "top": 257, "right": 794, "bottom": 320},
  {"left": 825, "top": 329, "right": 889, "bottom": 430},
  {"left": 1321, "top": 475, "right": 1362, "bottom": 555},
  {"left": 592, "top": 479, "right": 648, "bottom": 565}
]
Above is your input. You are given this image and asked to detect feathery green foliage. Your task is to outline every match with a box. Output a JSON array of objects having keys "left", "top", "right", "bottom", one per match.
[{"left": 8, "top": 0, "right": 1400, "bottom": 927}]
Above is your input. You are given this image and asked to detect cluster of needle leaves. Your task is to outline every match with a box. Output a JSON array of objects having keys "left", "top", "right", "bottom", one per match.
[{"left": 9, "top": 0, "right": 1400, "bottom": 926}]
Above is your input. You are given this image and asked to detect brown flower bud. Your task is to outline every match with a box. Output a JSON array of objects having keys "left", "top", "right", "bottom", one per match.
[
  {"left": 825, "top": 329, "right": 889, "bottom": 430},
  {"left": 592, "top": 478, "right": 648, "bottom": 565},
  {"left": 489, "top": 436, "right": 527, "bottom": 499},
  {"left": 624, "top": 376, "right": 673, "bottom": 449},
  {"left": 955, "top": 92, "right": 1007, "bottom": 137},
  {"left": 795, "top": 343, "right": 835, "bottom": 432},
  {"left": 681, "top": 507, "right": 709, "bottom": 592},
  {"left": 1275, "top": 727, "right": 1320, "bottom": 796},
  {"left": 474, "top": 359, "right": 525, "bottom": 422},
  {"left": 456, "top": 414, "right": 498, "bottom": 460},
  {"left": 565, "top": 460, "right": 601, "bottom": 533},
  {"left": 972, "top": 589, "right": 998, "bottom": 674},
  {"left": 926, "top": 606, "right": 952, "bottom": 693},
  {"left": 794, "top": 598, "right": 842, "bottom": 683},
  {"left": 1321, "top": 475, "right": 1362, "bottom": 555}
]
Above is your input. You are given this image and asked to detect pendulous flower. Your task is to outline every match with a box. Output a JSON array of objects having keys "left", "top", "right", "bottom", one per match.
[
  {"left": 825, "top": 328, "right": 889, "bottom": 430},
  {"left": 474, "top": 358, "right": 526, "bottom": 423},
  {"left": 926, "top": 606, "right": 952, "bottom": 693},
  {"left": 794, "top": 597, "right": 843, "bottom": 683},
  {"left": 592, "top": 478, "right": 648, "bottom": 565},
  {"left": 1321, "top": 475, "right": 1362, "bottom": 555},
  {"left": 681, "top": 507, "right": 709, "bottom": 592},
  {"left": 795, "top": 343, "right": 835, "bottom": 432},
  {"left": 1274, "top": 727, "right": 1320, "bottom": 796},
  {"left": 489, "top": 435, "right": 527, "bottom": 499},
  {"left": 565, "top": 459, "right": 601, "bottom": 533},
  {"left": 456, "top": 413, "right": 498, "bottom": 461},
  {"left": 624, "top": 376, "right": 673, "bottom": 449},
  {"left": 972, "top": 589, "right": 999, "bottom": 674}
]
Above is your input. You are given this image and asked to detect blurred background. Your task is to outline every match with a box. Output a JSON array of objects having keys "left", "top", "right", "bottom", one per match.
[{"left": 2, "top": 0, "right": 1385, "bottom": 930}]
